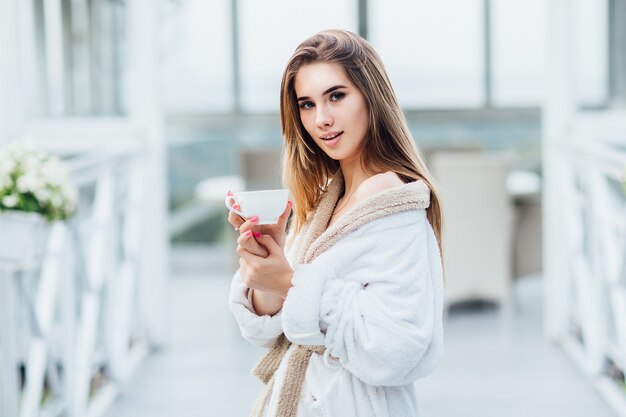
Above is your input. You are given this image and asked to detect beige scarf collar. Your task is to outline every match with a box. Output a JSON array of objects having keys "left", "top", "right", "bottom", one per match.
[{"left": 249, "top": 170, "right": 430, "bottom": 417}]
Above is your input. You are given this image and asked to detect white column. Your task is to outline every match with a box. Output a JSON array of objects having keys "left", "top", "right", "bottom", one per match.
[
  {"left": 542, "top": 0, "right": 576, "bottom": 341},
  {"left": 69, "top": 0, "right": 93, "bottom": 114},
  {"left": 18, "top": 0, "right": 46, "bottom": 118},
  {"left": 42, "top": 0, "right": 66, "bottom": 115},
  {"left": 125, "top": 0, "right": 169, "bottom": 346},
  {"left": 0, "top": 0, "right": 24, "bottom": 142},
  {"left": 0, "top": 266, "right": 20, "bottom": 417}
]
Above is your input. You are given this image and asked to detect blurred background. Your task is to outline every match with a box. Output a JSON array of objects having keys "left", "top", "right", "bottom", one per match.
[{"left": 0, "top": 0, "right": 625, "bottom": 416}]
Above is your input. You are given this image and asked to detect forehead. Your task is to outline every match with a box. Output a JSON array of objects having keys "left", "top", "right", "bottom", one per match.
[{"left": 294, "top": 62, "right": 353, "bottom": 96}]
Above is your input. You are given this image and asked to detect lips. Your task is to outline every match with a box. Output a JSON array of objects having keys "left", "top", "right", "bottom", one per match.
[
  {"left": 320, "top": 132, "right": 343, "bottom": 147},
  {"left": 320, "top": 131, "right": 343, "bottom": 141}
]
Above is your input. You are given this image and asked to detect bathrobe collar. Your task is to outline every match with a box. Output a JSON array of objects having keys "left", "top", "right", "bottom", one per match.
[{"left": 295, "top": 170, "right": 431, "bottom": 265}]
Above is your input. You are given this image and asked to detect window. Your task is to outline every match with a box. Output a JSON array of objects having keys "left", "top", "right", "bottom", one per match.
[
  {"left": 574, "top": 0, "right": 608, "bottom": 106},
  {"left": 492, "top": 0, "right": 548, "bottom": 106},
  {"left": 159, "top": 0, "right": 233, "bottom": 113},
  {"left": 239, "top": 0, "right": 356, "bottom": 112},
  {"left": 369, "top": 0, "right": 484, "bottom": 108}
]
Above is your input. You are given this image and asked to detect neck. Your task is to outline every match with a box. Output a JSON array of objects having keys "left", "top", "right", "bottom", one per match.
[{"left": 339, "top": 155, "right": 370, "bottom": 196}]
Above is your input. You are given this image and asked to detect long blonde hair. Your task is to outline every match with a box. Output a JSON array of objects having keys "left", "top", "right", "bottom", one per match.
[{"left": 280, "top": 29, "right": 444, "bottom": 254}]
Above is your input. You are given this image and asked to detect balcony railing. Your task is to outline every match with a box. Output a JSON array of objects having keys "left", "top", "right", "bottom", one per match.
[
  {"left": 554, "top": 124, "right": 626, "bottom": 416},
  {"left": 1, "top": 140, "right": 157, "bottom": 417}
]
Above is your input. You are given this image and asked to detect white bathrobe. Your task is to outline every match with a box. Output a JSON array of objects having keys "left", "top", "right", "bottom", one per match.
[{"left": 229, "top": 172, "right": 444, "bottom": 417}]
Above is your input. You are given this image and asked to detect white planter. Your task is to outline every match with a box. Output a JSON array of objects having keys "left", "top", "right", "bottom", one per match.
[{"left": 0, "top": 210, "right": 52, "bottom": 265}]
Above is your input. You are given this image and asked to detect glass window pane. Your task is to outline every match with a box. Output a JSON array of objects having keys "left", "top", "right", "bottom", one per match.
[
  {"left": 492, "top": 0, "right": 548, "bottom": 106},
  {"left": 159, "top": 0, "right": 233, "bottom": 113},
  {"left": 369, "top": 0, "right": 484, "bottom": 108},
  {"left": 239, "top": 0, "right": 357, "bottom": 113},
  {"left": 574, "top": 0, "right": 608, "bottom": 106},
  {"left": 17, "top": 0, "right": 46, "bottom": 118}
]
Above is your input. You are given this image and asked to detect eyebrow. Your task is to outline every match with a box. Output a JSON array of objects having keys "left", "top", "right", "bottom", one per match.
[{"left": 297, "top": 85, "right": 347, "bottom": 101}]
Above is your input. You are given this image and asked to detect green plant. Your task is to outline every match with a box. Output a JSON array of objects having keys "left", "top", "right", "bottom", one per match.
[{"left": 0, "top": 139, "right": 76, "bottom": 222}]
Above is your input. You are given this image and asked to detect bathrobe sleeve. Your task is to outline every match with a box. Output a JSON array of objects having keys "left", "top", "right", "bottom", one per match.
[
  {"left": 228, "top": 270, "right": 284, "bottom": 348},
  {"left": 281, "top": 209, "right": 444, "bottom": 386},
  {"left": 228, "top": 229, "right": 299, "bottom": 348}
]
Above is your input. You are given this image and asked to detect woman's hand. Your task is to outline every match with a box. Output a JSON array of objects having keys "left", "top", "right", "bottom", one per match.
[
  {"left": 235, "top": 225, "right": 269, "bottom": 258},
  {"left": 237, "top": 232, "right": 294, "bottom": 299},
  {"left": 227, "top": 194, "right": 293, "bottom": 251}
]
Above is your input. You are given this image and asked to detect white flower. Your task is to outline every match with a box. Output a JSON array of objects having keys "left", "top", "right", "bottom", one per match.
[
  {"left": 40, "top": 157, "right": 67, "bottom": 186},
  {"left": 51, "top": 194, "right": 63, "bottom": 208},
  {"left": 0, "top": 174, "right": 11, "bottom": 190},
  {"left": 17, "top": 172, "right": 43, "bottom": 193},
  {"left": 34, "top": 188, "right": 51, "bottom": 203},
  {"left": 0, "top": 156, "right": 16, "bottom": 177},
  {"left": 0, "top": 138, "right": 76, "bottom": 221},
  {"left": 6, "top": 140, "right": 34, "bottom": 161},
  {"left": 2, "top": 194, "right": 18, "bottom": 208},
  {"left": 21, "top": 153, "right": 42, "bottom": 172}
]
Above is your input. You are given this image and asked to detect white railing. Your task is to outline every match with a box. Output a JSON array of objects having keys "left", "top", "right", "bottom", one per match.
[
  {"left": 544, "top": 5, "right": 626, "bottom": 413},
  {"left": 553, "top": 135, "right": 626, "bottom": 416},
  {"left": 1, "top": 143, "right": 156, "bottom": 417}
]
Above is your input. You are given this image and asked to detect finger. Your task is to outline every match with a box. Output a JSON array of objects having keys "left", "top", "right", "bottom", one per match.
[
  {"left": 255, "top": 234, "right": 282, "bottom": 257},
  {"left": 237, "top": 243, "right": 257, "bottom": 264},
  {"left": 228, "top": 208, "right": 245, "bottom": 230},
  {"left": 226, "top": 191, "right": 240, "bottom": 220},
  {"left": 232, "top": 203, "right": 247, "bottom": 223},
  {"left": 239, "top": 231, "right": 264, "bottom": 244},
  {"left": 238, "top": 216, "right": 259, "bottom": 235},
  {"left": 226, "top": 192, "right": 247, "bottom": 229},
  {"left": 276, "top": 200, "right": 293, "bottom": 225},
  {"left": 237, "top": 231, "right": 262, "bottom": 254},
  {"left": 237, "top": 231, "right": 269, "bottom": 257},
  {"left": 226, "top": 192, "right": 238, "bottom": 216},
  {"left": 237, "top": 231, "right": 253, "bottom": 246}
]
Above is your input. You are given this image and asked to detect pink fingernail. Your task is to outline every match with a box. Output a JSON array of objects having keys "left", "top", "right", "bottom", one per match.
[
  {"left": 250, "top": 216, "right": 258, "bottom": 223},
  {"left": 243, "top": 230, "right": 252, "bottom": 237},
  {"left": 287, "top": 200, "right": 292, "bottom": 207},
  {"left": 233, "top": 204, "right": 240, "bottom": 210},
  {"left": 253, "top": 232, "right": 261, "bottom": 238},
  {"left": 228, "top": 190, "right": 233, "bottom": 196}
]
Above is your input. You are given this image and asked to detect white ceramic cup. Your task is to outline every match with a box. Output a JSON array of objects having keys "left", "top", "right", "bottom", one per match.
[{"left": 225, "top": 189, "right": 290, "bottom": 225}]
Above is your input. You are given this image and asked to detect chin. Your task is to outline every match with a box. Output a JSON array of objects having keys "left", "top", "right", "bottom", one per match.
[{"left": 323, "top": 149, "right": 345, "bottom": 160}]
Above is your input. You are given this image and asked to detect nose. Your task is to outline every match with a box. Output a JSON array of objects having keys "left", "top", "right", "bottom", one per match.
[{"left": 315, "top": 104, "right": 333, "bottom": 128}]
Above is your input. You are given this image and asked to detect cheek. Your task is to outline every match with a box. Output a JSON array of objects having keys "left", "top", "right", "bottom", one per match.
[
  {"left": 345, "top": 93, "right": 368, "bottom": 122},
  {"left": 351, "top": 103, "right": 369, "bottom": 139},
  {"left": 358, "top": 99, "right": 369, "bottom": 125},
  {"left": 299, "top": 113, "right": 323, "bottom": 148},
  {"left": 299, "top": 111, "right": 315, "bottom": 135}
]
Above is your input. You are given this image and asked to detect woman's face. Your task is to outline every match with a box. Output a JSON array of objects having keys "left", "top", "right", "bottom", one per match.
[{"left": 294, "top": 62, "right": 369, "bottom": 163}]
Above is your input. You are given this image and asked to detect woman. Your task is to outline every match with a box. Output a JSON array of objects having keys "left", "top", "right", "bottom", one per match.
[{"left": 228, "top": 29, "right": 444, "bottom": 417}]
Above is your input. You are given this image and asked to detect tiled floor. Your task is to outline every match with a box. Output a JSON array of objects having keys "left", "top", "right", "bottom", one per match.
[{"left": 103, "top": 247, "right": 617, "bottom": 417}]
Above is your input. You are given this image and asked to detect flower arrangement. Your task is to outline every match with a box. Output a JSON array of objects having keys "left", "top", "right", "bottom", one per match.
[{"left": 0, "top": 140, "right": 76, "bottom": 222}]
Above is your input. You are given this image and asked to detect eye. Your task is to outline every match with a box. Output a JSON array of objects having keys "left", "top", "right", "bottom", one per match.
[
  {"left": 330, "top": 92, "right": 345, "bottom": 102},
  {"left": 299, "top": 101, "right": 314, "bottom": 110}
]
